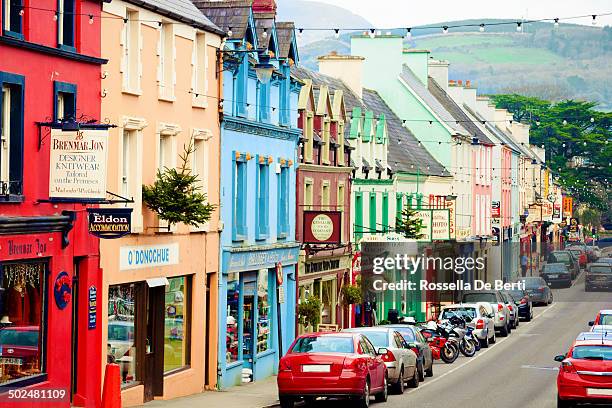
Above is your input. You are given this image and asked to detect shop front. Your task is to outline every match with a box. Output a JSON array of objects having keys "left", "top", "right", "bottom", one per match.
[{"left": 219, "top": 244, "right": 299, "bottom": 389}]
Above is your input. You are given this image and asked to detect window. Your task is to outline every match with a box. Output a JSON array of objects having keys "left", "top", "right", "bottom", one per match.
[
  {"left": 57, "top": 0, "right": 75, "bottom": 49},
  {"left": 53, "top": 82, "right": 76, "bottom": 121},
  {"left": 256, "top": 157, "right": 269, "bottom": 239},
  {"left": 192, "top": 135, "right": 208, "bottom": 195},
  {"left": 382, "top": 192, "right": 389, "bottom": 232},
  {"left": 278, "top": 164, "right": 290, "bottom": 239},
  {"left": 0, "top": 262, "right": 46, "bottom": 386},
  {"left": 320, "top": 279, "right": 336, "bottom": 325},
  {"left": 121, "top": 130, "right": 132, "bottom": 198},
  {"left": 369, "top": 192, "right": 377, "bottom": 234},
  {"left": 108, "top": 283, "right": 137, "bottom": 388},
  {"left": 258, "top": 81, "right": 270, "bottom": 123},
  {"left": 337, "top": 121, "right": 345, "bottom": 165},
  {"left": 164, "top": 276, "right": 191, "bottom": 373},
  {"left": 232, "top": 153, "right": 248, "bottom": 241},
  {"left": 279, "top": 65, "right": 290, "bottom": 127},
  {"left": 226, "top": 279, "right": 239, "bottom": 363},
  {"left": 158, "top": 134, "right": 173, "bottom": 171},
  {"left": 337, "top": 183, "right": 345, "bottom": 242},
  {"left": 0, "top": 73, "right": 24, "bottom": 197},
  {"left": 256, "top": 270, "right": 271, "bottom": 354},
  {"left": 158, "top": 22, "right": 175, "bottom": 99},
  {"left": 304, "top": 179, "right": 313, "bottom": 211},
  {"left": 322, "top": 119, "right": 330, "bottom": 164},
  {"left": 396, "top": 193, "right": 403, "bottom": 227},
  {"left": 304, "top": 114, "right": 314, "bottom": 162},
  {"left": 2, "top": 0, "right": 22, "bottom": 37},
  {"left": 122, "top": 10, "right": 140, "bottom": 92},
  {"left": 321, "top": 181, "right": 330, "bottom": 211},
  {"left": 192, "top": 33, "right": 208, "bottom": 107},
  {"left": 120, "top": 117, "right": 146, "bottom": 232},
  {"left": 355, "top": 192, "right": 363, "bottom": 241}
]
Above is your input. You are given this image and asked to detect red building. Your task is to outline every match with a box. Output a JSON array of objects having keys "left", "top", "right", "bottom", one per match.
[
  {"left": 0, "top": 0, "right": 105, "bottom": 406},
  {"left": 293, "top": 67, "right": 354, "bottom": 331}
]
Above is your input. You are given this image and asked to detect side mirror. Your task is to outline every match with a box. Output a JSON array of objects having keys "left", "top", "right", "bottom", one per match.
[
  {"left": 426, "top": 337, "right": 434, "bottom": 343},
  {"left": 554, "top": 355, "right": 566, "bottom": 362},
  {"left": 588, "top": 321, "right": 594, "bottom": 326},
  {"left": 377, "top": 347, "right": 389, "bottom": 356},
  {"left": 407, "top": 342, "right": 418, "bottom": 349}
]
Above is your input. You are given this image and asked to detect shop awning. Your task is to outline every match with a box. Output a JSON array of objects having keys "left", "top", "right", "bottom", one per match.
[{"left": 146, "top": 277, "right": 170, "bottom": 287}]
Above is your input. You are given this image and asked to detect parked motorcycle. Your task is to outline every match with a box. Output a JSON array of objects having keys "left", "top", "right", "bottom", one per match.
[{"left": 420, "top": 323, "right": 460, "bottom": 364}]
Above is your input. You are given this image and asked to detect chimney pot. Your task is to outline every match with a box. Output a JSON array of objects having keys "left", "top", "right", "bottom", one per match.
[
  {"left": 458, "top": 80, "right": 463, "bottom": 86},
  {"left": 466, "top": 80, "right": 471, "bottom": 87},
  {"left": 330, "top": 50, "right": 338, "bottom": 56}
]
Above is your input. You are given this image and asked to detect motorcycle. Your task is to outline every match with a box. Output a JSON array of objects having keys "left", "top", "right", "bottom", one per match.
[
  {"left": 438, "top": 318, "right": 476, "bottom": 358},
  {"left": 420, "top": 323, "right": 460, "bottom": 364}
]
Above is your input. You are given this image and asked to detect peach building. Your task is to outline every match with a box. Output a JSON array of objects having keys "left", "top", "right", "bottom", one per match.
[{"left": 99, "top": 0, "right": 224, "bottom": 404}]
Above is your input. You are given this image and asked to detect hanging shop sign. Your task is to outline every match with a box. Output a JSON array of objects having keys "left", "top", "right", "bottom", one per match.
[
  {"left": 54, "top": 271, "right": 72, "bottom": 310},
  {"left": 120, "top": 243, "right": 179, "bottom": 270},
  {"left": 303, "top": 211, "right": 342, "bottom": 244},
  {"left": 492, "top": 227, "right": 500, "bottom": 246},
  {"left": 276, "top": 262, "right": 284, "bottom": 286},
  {"left": 492, "top": 201, "right": 501, "bottom": 218},
  {"left": 553, "top": 203, "right": 562, "bottom": 223},
  {"left": 431, "top": 209, "right": 451, "bottom": 241},
  {"left": 49, "top": 128, "right": 109, "bottom": 201},
  {"left": 444, "top": 199, "right": 456, "bottom": 240},
  {"left": 562, "top": 197, "right": 573, "bottom": 218},
  {"left": 542, "top": 202, "right": 553, "bottom": 222},
  {"left": 88, "top": 285, "right": 97, "bottom": 329},
  {"left": 416, "top": 210, "right": 432, "bottom": 242},
  {"left": 87, "top": 208, "right": 133, "bottom": 239}
]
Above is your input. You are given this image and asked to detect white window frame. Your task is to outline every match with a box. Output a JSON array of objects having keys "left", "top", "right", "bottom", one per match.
[
  {"left": 158, "top": 22, "right": 175, "bottom": 101},
  {"left": 190, "top": 128, "right": 213, "bottom": 232},
  {"left": 122, "top": 9, "right": 141, "bottom": 94},
  {"left": 120, "top": 116, "right": 147, "bottom": 233},
  {"left": 156, "top": 123, "right": 180, "bottom": 231},
  {"left": 1, "top": 86, "right": 10, "bottom": 184},
  {"left": 192, "top": 32, "right": 208, "bottom": 108}
]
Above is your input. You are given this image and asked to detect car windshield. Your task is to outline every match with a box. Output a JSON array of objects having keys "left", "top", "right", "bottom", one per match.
[
  {"left": 463, "top": 293, "right": 497, "bottom": 303},
  {"left": 292, "top": 336, "right": 354, "bottom": 353},
  {"left": 599, "top": 258, "right": 612, "bottom": 264},
  {"left": 549, "top": 253, "right": 570, "bottom": 263},
  {"left": 360, "top": 332, "right": 389, "bottom": 348},
  {"left": 601, "top": 315, "right": 612, "bottom": 325},
  {"left": 506, "top": 290, "right": 524, "bottom": 299},
  {"left": 543, "top": 264, "right": 567, "bottom": 273},
  {"left": 589, "top": 266, "right": 612, "bottom": 274},
  {"left": 394, "top": 328, "right": 415, "bottom": 342},
  {"left": 572, "top": 345, "right": 612, "bottom": 360},
  {"left": 441, "top": 308, "right": 477, "bottom": 320},
  {"left": 0, "top": 329, "right": 39, "bottom": 347},
  {"left": 521, "top": 277, "right": 544, "bottom": 288},
  {"left": 108, "top": 323, "right": 134, "bottom": 341}
]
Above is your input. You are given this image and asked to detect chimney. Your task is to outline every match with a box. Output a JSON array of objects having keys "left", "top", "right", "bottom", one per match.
[
  {"left": 318, "top": 53, "right": 365, "bottom": 99},
  {"left": 428, "top": 59, "right": 449, "bottom": 91},
  {"left": 401, "top": 49, "right": 430, "bottom": 85},
  {"left": 252, "top": 0, "right": 276, "bottom": 14}
]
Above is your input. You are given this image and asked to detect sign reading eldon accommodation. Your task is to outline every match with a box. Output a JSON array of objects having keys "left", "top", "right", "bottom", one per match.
[
  {"left": 49, "top": 128, "right": 108, "bottom": 200},
  {"left": 303, "top": 211, "right": 341, "bottom": 244},
  {"left": 87, "top": 208, "right": 133, "bottom": 239}
]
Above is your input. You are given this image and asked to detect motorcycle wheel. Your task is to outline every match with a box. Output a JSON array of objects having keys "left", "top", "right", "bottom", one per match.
[
  {"left": 459, "top": 339, "right": 476, "bottom": 357},
  {"left": 440, "top": 344, "right": 459, "bottom": 363}
]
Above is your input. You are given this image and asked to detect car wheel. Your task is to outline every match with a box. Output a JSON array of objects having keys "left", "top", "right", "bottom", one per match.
[
  {"left": 425, "top": 361, "right": 434, "bottom": 377},
  {"left": 585, "top": 285, "right": 591, "bottom": 292},
  {"left": 408, "top": 367, "right": 419, "bottom": 388},
  {"left": 557, "top": 394, "right": 574, "bottom": 408},
  {"left": 515, "top": 317, "right": 520, "bottom": 327},
  {"left": 375, "top": 374, "right": 388, "bottom": 402},
  {"left": 549, "top": 293, "right": 553, "bottom": 304},
  {"left": 392, "top": 367, "right": 405, "bottom": 394},
  {"left": 279, "top": 396, "right": 294, "bottom": 408},
  {"left": 357, "top": 379, "right": 370, "bottom": 408},
  {"left": 480, "top": 337, "right": 489, "bottom": 348},
  {"left": 525, "top": 310, "right": 532, "bottom": 322},
  {"left": 418, "top": 360, "right": 425, "bottom": 381},
  {"left": 499, "top": 324, "right": 508, "bottom": 337}
]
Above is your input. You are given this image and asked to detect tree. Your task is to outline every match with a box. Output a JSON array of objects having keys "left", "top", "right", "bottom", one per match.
[
  {"left": 395, "top": 207, "right": 425, "bottom": 239},
  {"left": 142, "top": 141, "right": 216, "bottom": 227}
]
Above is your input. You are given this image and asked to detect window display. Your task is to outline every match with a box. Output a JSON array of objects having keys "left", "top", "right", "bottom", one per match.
[
  {"left": 226, "top": 280, "right": 239, "bottom": 363},
  {"left": 108, "top": 284, "right": 137, "bottom": 388},
  {"left": 256, "top": 270, "right": 271, "bottom": 354},
  {"left": 0, "top": 262, "right": 46, "bottom": 385},
  {"left": 164, "top": 276, "right": 190, "bottom": 373}
]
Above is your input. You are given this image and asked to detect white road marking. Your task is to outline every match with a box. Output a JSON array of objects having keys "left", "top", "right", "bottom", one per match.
[{"left": 521, "top": 365, "right": 559, "bottom": 371}]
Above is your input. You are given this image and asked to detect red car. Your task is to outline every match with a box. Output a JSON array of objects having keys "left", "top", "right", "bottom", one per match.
[
  {"left": 278, "top": 332, "right": 388, "bottom": 408},
  {"left": 555, "top": 338, "right": 612, "bottom": 408},
  {"left": 589, "top": 309, "right": 612, "bottom": 327}
]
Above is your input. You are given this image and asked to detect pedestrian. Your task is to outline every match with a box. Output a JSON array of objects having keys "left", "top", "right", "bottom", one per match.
[{"left": 521, "top": 253, "right": 528, "bottom": 276}]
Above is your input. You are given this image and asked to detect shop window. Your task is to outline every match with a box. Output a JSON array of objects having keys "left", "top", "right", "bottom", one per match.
[
  {"left": 108, "top": 284, "right": 137, "bottom": 388},
  {"left": 277, "top": 164, "right": 290, "bottom": 239},
  {"left": 256, "top": 270, "right": 271, "bottom": 354},
  {"left": 0, "top": 73, "right": 24, "bottom": 197},
  {"left": 225, "top": 279, "right": 239, "bottom": 363},
  {"left": 122, "top": 9, "right": 140, "bottom": 92},
  {"left": 53, "top": 82, "right": 76, "bottom": 121},
  {"left": 256, "top": 158, "right": 269, "bottom": 240},
  {"left": 232, "top": 153, "right": 248, "bottom": 241},
  {"left": 320, "top": 279, "right": 335, "bottom": 325},
  {"left": 0, "top": 262, "right": 46, "bottom": 386},
  {"left": 2, "top": 0, "right": 23, "bottom": 38},
  {"left": 164, "top": 276, "right": 191, "bottom": 374},
  {"left": 57, "top": 0, "right": 75, "bottom": 50}
]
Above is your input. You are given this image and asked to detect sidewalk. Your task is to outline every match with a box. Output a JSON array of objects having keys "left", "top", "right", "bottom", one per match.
[{"left": 141, "top": 376, "right": 280, "bottom": 408}]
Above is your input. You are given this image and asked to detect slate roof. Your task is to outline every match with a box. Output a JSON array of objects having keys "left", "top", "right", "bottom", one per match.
[
  {"left": 275, "top": 22, "right": 295, "bottom": 59},
  {"left": 361, "top": 89, "right": 450, "bottom": 177},
  {"left": 399, "top": 66, "right": 469, "bottom": 136},
  {"left": 128, "top": 0, "right": 222, "bottom": 34},
  {"left": 428, "top": 78, "right": 494, "bottom": 145},
  {"left": 192, "top": 1, "right": 252, "bottom": 39},
  {"left": 254, "top": 16, "right": 275, "bottom": 50},
  {"left": 461, "top": 104, "right": 525, "bottom": 156}
]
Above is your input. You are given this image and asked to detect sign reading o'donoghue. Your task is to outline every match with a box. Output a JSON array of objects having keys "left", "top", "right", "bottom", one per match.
[
  {"left": 303, "top": 211, "right": 341, "bottom": 244},
  {"left": 49, "top": 128, "right": 108, "bottom": 200},
  {"left": 120, "top": 243, "right": 179, "bottom": 270}
]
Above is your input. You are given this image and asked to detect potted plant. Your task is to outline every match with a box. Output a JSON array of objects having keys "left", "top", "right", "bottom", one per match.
[{"left": 297, "top": 296, "right": 322, "bottom": 330}]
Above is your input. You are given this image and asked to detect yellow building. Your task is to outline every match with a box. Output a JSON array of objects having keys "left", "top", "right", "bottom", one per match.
[{"left": 100, "top": 0, "right": 224, "bottom": 404}]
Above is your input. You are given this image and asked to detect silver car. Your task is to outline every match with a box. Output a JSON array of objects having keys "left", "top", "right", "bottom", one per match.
[
  {"left": 439, "top": 303, "right": 496, "bottom": 347},
  {"left": 343, "top": 327, "right": 418, "bottom": 394},
  {"left": 500, "top": 292, "right": 520, "bottom": 330},
  {"left": 461, "top": 290, "right": 512, "bottom": 337}
]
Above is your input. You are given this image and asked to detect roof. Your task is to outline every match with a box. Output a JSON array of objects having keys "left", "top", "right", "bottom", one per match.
[
  {"left": 573, "top": 339, "right": 612, "bottom": 346},
  {"left": 361, "top": 88, "right": 449, "bottom": 177},
  {"left": 130, "top": 0, "right": 223, "bottom": 34},
  {"left": 254, "top": 16, "right": 275, "bottom": 49},
  {"left": 275, "top": 22, "right": 296, "bottom": 59},
  {"left": 462, "top": 104, "right": 523, "bottom": 155},
  {"left": 192, "top": 1, "right": 252, "bottom": 39},
  {"left": 399, "top": 66, "right": 469, "bottom": 136},
  {"left": 428, "top": 78, "right": 494, "bottom": 145}
]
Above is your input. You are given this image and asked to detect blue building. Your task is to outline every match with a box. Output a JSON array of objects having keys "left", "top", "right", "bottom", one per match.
[{"left": 196, "top": 0, "right": 301, "bottom": 389}]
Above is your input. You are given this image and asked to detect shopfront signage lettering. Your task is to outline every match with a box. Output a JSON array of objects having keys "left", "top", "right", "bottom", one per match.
[
  {"left": 226, "top": 246, "right": 300, "bottom": 273},
  {"left": 120, "top": 243, "right": 179, "bottom": 270},
  {"left": 303, "top": 211, "right": 341, "bottom": 244},
  {"left": 88, "top": 286, "right": 97, "bottom": 329},
  {"left": 87, "top": 208, "right": 133, "bottom": 239},
  {"left": 492, "top": 201, "right": 501, "bottom": 218},
  {"left": 49, "top": 128, "right": 109, "bottom": 200},
  {"left": 7, "top": 239, "right": 47, "bottom": 257}
]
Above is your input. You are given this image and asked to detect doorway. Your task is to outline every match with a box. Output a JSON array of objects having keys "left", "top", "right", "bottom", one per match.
[
  {"left": 142, "top": 285, "right": 164, "bottom": 402},
  {"left": 70, "top": 261, "right": 80, "bottom": 403}
]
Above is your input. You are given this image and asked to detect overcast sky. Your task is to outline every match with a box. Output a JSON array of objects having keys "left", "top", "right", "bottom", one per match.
[{"left": 307, "top": 0, "right": 612, "bottom": 28}]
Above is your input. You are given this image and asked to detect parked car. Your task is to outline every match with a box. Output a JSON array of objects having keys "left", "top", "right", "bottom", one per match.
[
  {"left": 590, "top": 325, "right": 612, "bottom": 333},
  {"left": 554, "top": 339, "right": 612, "bottom": 408},
  {"left": 597, "top": 257, "right": 612, "bottom": 265},
  {"left": 439, "top": 303, "right": 496, "bottom": 348},
  {"left": 461, "top": 290, "right": 511, "bottom": 337},
  {"left": 575, "top": 331, "right": 612, "bottom": 341},
  {"left": 503, "top": 288, "right": 533, "bottom": 321},
  {"left": 566, "top": 246, "right": 588, "bottom": 269},
  {"left": 343, "top": 327, "right": 418, "bottom": 393},
  {"left": 277, "top": 332, "right": 388, "bottom": 408},
  {"left": 518, "top": 276, "right": 553, "bottom": 306},
  {"left": 585, "top": 263, "right": 612, "bottom": 292},
  {"left": 589, "top": 310, "right": 612, "bottom": 327},
  {"left": 380, "top": 324, "right": 434, "bottom": 378},
  {"left": 548, "top": 251, "right": 580, "bottom": 279},
  {"left": 500, "top": 292, "right": 519, "bottom": 329},
  {"left": 541, "top": 263, "right": 572, "bottom": 288}
]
